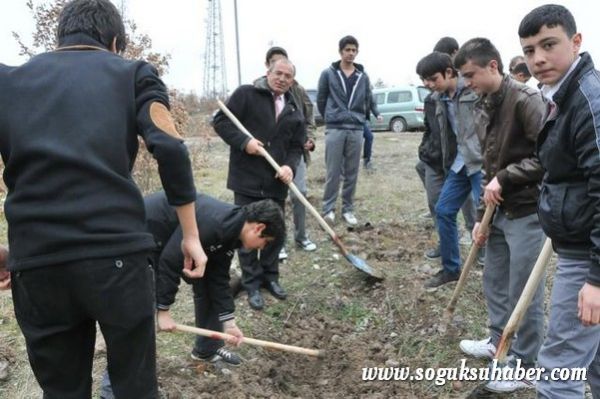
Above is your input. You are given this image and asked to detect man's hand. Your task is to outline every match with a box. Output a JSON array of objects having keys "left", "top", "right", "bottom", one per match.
[
  {"left": 223, "top": 319, "right": 244, "bottom": 347},
  {"left": 578, "top": 283, "right": 600, "bottom": 326},
  {"left": 472, "top": 222, "right": 488, "bottom": 247},
  {"left": 276, "top": 165, "right": 293, "bottom": 185},
  {"left": 181, "top": 238, "right": 207, "bottom": 279},
  {"left": 0, "top": 246, "right": 10, "bottom": 291},
  {"left": 244, "top": 138, "right": 264, "bottom": 156},
  {"left": 304, "top": 139, "right": 315, "bottom": 151},
  {"left": 376, "top": 115, "right": 383, "bottom": 122},
  {"left": 157, "top": 309, "right": 177, "bottom": 332},
  {"left": 484, "top": 177, "right": 504, "bottom": 206}
]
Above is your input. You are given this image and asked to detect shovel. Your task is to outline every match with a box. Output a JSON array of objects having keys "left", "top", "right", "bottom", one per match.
[{"left": 217, "top": 100, "right": 383, "bottom": 280}]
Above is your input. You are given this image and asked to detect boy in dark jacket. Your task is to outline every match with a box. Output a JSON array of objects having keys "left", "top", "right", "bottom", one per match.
[
  {"left": 0, "top": 1, "right": 205, "bottom": 397},
  {"left": 455, "top": 37, "right": 546, "bottom": 394},
  {"left": 213, "top": 58, "right": 305, "bottom": 311},
  {"left": 147, "top": 193, "right": 285, "bottom": 363},
  {"left": 519, "top": 5, "right": 600, "bottom": 397}
]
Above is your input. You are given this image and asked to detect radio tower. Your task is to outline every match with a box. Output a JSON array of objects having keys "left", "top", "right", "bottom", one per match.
[{"left": 203, "top": 0, "right": 228, "bottom": 99}]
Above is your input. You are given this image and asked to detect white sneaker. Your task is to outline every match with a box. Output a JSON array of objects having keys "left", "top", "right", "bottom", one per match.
[
  {"left": 486, "top": 373, "right": 536, "bottom": 393},
  {"left": 459, "top": 231, "right": 473, "bottom": 246},
  {"left": 296, "top": 239, "right": 317, "bottom": 252},
  {"left": 278, "top": 247, "right": 288, "bottom": 260},
  {"left": 459, "top": 337, "right": 496, "bottom": 359},
  {"left": 342, "top": 212, "right": 358, "bottom": 226},
  {"left": 324, "top": 211, "right": 335, "bottom": 224}
]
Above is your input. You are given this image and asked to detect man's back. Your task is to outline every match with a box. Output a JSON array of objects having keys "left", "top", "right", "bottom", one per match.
[{"left": 0, "top": 44, "right": 177, "bottom": 270}]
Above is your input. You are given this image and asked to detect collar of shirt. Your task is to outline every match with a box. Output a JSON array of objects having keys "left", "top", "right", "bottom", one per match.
[{"left": 541, "top": 56, "right": 581, "bottom": 102}]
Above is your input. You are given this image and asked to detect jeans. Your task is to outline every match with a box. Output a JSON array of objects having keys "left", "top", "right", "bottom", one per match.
[{"left": 435, "top": 167, "right": 482, "bottom": 274}]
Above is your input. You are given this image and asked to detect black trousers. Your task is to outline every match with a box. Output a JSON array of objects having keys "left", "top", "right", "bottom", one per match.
[
  {"left": 192, "top": 281, "right": 224, "bottom": 357},
  {"left": 11, "top": 252, "right": 157, "bottom": 399},
  {"left": 234, "top": 192, "right": 285, "bottom": 292}
]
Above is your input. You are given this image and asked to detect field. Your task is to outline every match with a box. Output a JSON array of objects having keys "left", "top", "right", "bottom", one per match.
[{"left": 0, "top": 128, "right": 553, "bottom": 398}]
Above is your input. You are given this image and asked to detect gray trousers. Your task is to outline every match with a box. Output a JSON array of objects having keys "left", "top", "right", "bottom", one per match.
[
  {"left": 415, "top": 160, "right": 476, "bottom": 230},
  {"left": 537, "top": 257, "right": 600, "bottom": 398},
  {"left": 322, "top": 128, "right": 363, "bottom": 214},
  {"left": 290, "top": 158, "right": 309, "bottom": 242},
  {"left": 483, "top": 210, "right": 545, "bottom": 367}
]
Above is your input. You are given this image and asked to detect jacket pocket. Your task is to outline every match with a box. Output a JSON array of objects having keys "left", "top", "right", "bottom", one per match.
[
  {"left": 538, "top": 183, "right": 593, "bottom": 242},
  {"left": 538, "top": 183, "right": 566, "bottom": 240}
]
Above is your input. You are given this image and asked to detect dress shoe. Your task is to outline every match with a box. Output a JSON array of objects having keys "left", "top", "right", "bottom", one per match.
[
  {"left": 264, "top": 281, "right": 287, "bottom": 300},
  {"left": 247, "top": 290, "right": 264, "bottom": 310}
]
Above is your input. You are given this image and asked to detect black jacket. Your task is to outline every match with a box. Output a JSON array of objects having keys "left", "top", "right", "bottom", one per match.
[
  {"left": 0, "top": 34, "right": 195, "bottom": 271},
  {"left": 418, "top": 93, "right": 447, "bottom": 174},
  {"left": 148, "top": 192, "right": 245, "bottom": 322},
  {"left": 537, "top": 52, "right": 600, "bottom": 285},
  {"left": 213, "top": 79, "right": 305, "bottom": 200}
]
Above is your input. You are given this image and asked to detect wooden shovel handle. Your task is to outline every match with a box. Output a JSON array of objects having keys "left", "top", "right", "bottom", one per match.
[{"left": 174, "top": 323, "right": 324, "bottom": 358}]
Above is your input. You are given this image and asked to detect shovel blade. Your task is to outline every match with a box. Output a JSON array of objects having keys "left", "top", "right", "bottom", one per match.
[{"left": 344, "top": 253, "right": 384, "bottom": 280}]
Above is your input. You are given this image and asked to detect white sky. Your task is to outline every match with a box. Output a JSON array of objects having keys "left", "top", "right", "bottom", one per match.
[{"left": 2, "top": 0, "right": 599, "bottom": 95}]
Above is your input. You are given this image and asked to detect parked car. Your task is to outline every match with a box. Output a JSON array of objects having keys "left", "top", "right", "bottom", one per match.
[
  {"left": 369, "top": 85, "right": 430, "bottom": 132},
  {"left": 305, "top": 89, "right": 324, "bottom": 126}
]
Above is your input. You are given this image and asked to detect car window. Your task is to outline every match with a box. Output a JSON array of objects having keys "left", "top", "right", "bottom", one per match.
[
  {"left": 387, "top": 91, "right": 412, "bottom": 103},
  {"left": 306, "top": 90, "right": 317, "bottom": 103},
  {"left": 417, "top": 87, "right": 431, "bottom": 102},
  {"left": 374, "top": 93, "right": 386, "bottom": 105}
]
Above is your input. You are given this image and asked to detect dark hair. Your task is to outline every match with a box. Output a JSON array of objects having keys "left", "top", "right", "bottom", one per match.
[
  {"left": 265, "top": 46, "right": 288, "bottom": 64},
  {"left": 512, "top": 62, "right": 532, "bottom": 78},
  {"left": 339, "top": 35, "right": 359, "bottom": 51},
  {"left": 243, "top": 199, "right": 285, "bottom": 242},
  {"left": 416, "top": 52, "right": 455, "bottom": 80},
  {"left": 57, "top": 0, "right": 126, "bottom": 52},
  {"left": 454, "top": 38, "right": 504, "bottom": 74},
  {"left": 518, "top": 4, "right": 577, "bottom": 38},
  {"left": 433, "top": 37, "right": 459, "bottom": 55}
]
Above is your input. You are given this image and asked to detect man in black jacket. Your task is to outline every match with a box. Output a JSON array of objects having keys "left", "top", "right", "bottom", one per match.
[
  {"left": 0, "top": 1, "right": 206, "bottom": 398},
  {"left": 149, "top": 193, "right": 284, "bottom": 363},
  {"left": 519, "top": 5, "right": 600, "bottom": 397},
  {"left": 213, "top": 58, "right": 306, "bottom": 310}
]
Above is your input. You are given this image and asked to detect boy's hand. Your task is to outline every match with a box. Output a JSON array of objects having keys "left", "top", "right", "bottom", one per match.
[
  {"left": 472, "top": 222, "right": 488, "bottom": 247},
  {"left": 181, "top": 238, "right": 207, "bottom": 279},
  {"left": 223, "top": 319, "right": 244, "bottom": 347},
  {"left": 157, "top": 309, "right": 177, "bottom": 332},
  {"left": 244, "top": 138, "right": 264, "bottom": 155},
  {"left": 275, "top": 165, "right": 293, "bottom": 185},
  {"left": 578, "top": 283, "right": 600, "bottom": 326},
  {"left": 484, "top": 177, "right": 504, "bottom": 206}
]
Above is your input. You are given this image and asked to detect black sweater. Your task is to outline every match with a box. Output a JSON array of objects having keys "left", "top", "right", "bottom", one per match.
[
  {"left": 0, "top": 34, "right": 196, "bottom": 271},
  {"left": 148, "top": 192, "right": 244, "bottom": 322}
]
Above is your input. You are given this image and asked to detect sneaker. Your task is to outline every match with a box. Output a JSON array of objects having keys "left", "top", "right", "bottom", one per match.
[
  {"left": 324, "top": 211, "right": 335, "bottom": 225},
  {"left": 296, "top": 239, "right": 317, "bottom": 252},
  {"left": 191, "top": 347, "right": 242, "bottom": 366},
  {"left": 459, "top": 337, "right": 496, "bottom": 359},
  {"left": 485, "top": 364, "right": 536, "bottom": 393},
  {"left": 278, "top": 247, "right": 288, "bottom": 260},
  {"left": 424, "top": 270, "right": 459, "bottom": 288},
  {"left": 424, "top": 247, "right": 440, "bottom": 259},
  {"left": 364, "top": 161, "right": 376, "bottom": 171},
  {"left": 342, "top": 212, "right": 358, "bottom": 226}
]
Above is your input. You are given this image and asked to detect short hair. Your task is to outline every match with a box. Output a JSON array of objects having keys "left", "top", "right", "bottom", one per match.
[
  {"left": 57, "top": 0, "right": 126, "bottom": 52},
  {"left": 433, "top": 37, "right": 459, "bottom": 55},
  {"left": 268, "top": 58, "right": 296, "bottom": 76},
  {"left": 509, "top": 55, "right": 525, "bottom": 73},
  {"left": 518, "top": 4, "right": 577, "bottom": 38},
  {"left": 339, "top": 35, "right": 359, "bottom": 51},
  {"left": 512, "top": 62, "right": 532, "bottom": 78},
  {"left": 454, "top": 38, "right": 504, "bottom": 74},
  {"left": 243, "top": 199, "right": 285, "bottom": 242},
  {"left": 416, "top": 52, "right": 455, "bottom": 80},
  {"left": 265, "top": 46, "right": 288, "bottom": 64}
]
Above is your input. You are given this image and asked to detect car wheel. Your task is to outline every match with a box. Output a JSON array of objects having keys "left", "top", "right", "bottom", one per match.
[{"left": 390, "top": 118, "right": 407, "bottom": 133}]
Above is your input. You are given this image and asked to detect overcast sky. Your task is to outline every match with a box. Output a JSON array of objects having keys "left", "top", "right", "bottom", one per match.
[{"left": 2, "top": 0, "right": 599, "bottom": 95}]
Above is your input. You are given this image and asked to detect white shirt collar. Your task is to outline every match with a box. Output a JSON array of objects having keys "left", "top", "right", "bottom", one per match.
[{"left": 541, "top": 56, "right": 581, "bottom": 102}]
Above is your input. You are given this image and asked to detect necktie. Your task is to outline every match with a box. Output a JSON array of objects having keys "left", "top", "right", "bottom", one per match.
[{"left": 274, "top": 95, "right": 283, "bottom": 120}]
